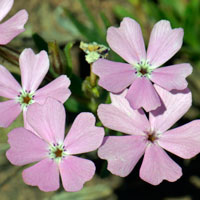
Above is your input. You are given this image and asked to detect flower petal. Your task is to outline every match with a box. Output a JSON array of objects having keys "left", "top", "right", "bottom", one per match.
[
  {"left": 98, "top": 91, "right": 150, "bottom": 135},
  {"left": 0, "top": 100, "right": 21, "bottom": 128},
  {"left": 22, "top": 158, "right": 60, "bottom": 192},
  {"left": 93, "top": 59, "right": 136, "bottom": 93},
  {"left": 0, "top": 10, "right": 28, "bottom": 45},
  {"left": 0, "top": 0, "right": 13, "bottom": 21},
  {"left": 126, "top": 77, "right": 161, "bottom": 112},
  {"left": 98, "top": 135, "right": 146, "bottom": 177},
  {"left": 150, "top": 85, "right": 192, "bottom": 133},
  {"left": 27, "top": 98, "right": 65, "bottom": 144},
  {"left": 6, "top": 127, "right": 48, "bottom": 165},
  {"left": 139, "top": 144, "right": 182, "bottom": 185},
  {"left": 34, "top": 75, "right": 71, "bottom": 104},
  {"left": 107, "top": 17, "right": 146, "bottom": 64},
  {"left": 0, "top": 65, "right": 21, "bottom": 98},
  {"left": 59, "top": 156, "right": 95, "bottom": 192},
  {"left": 158, "top": 120, "right": 200, "bottom": 159},
  {"left": 64, "top": 113, "right": 104, "bottom": 154},
  {"left": 147, "top": 20, "right": 183, "bottom": 67},
  {"left": 19, "top": 48, "right": 49, "bottom": 92},
  {"left": 150, "top": 63, "right": 192, "bottom": 91}
]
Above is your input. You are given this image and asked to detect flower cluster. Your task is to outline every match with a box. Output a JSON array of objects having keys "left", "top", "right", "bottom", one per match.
[{"left": 1, "top": 0, "right": 200, "bottom": 193}]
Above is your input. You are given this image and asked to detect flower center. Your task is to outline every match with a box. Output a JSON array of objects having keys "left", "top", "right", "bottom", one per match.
[
  {"left": 135, "top": 60, "right": 153, "bottom": 78},
  {"left": 16, "top": 90, "right": 35, "bottom": 111},
  {"left": 146, "top": 130, "right": 160, "bottom": 143},
  {"left": 48, "top": 142, "right": 68, "bottom": 163}
]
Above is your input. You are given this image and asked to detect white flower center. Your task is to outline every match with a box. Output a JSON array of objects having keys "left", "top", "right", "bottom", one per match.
[
  {"left": 16, "top": 90, "right": 35, "bottom": 111},
  {"left": 48, "top": 142, "right": 68, "bottom": 163},
  {"left": 134, "top": 60, "right": 153, "bottom": 78}
]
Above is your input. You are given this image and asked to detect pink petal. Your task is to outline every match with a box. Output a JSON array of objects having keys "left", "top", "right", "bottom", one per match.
[
  {"left": 6, "top": 127, "right": 48, "bottom": 165},
  {"left": 0, "top": 0, "right": 13, "bottom": 21},
  {"left": 158, "top": 120, "right": 200, "bottom": 159},
  {"left": 150, "top": 85, "right": 192, "bottom": 133},
  {"left": 0, "top": 10, "right": 28, "bottom": 45},
  {"left": 0, "top": 100, "right": 21, "bottom": 128},
  {"left": 147, "top": 20, "right": 183, "bottom": 67},
  {"left": 59, "top": 156, "right": 95, "bottom": 192},
  {"left": 34, "top": 75, "right": 71, "bottom": 104},
  {"left": 126, "top": 77, "right": 161, "bottom": 112},
  {"left": 150, "top": 64, "right": 192, "bottom": 91},
  {"left": 22, "top": 158, "right": 60, "bottom": 192},
  {"left": 139, "top": 144, "right": 182, "bottom": 185},
  {"left": 0, "top": 65, "right": 21, "bottom": 98},
  {"left": 97, "top": 91, "right": 150, "bottom": 135},
  {"left": 19, "top": 48, "right": 49, "bottom": 92},
  {"left": 98, "top": 135, "right": 146, "bottom": 177},
  {"left": 64, "top": 113, "right": 104, "bottom": 154},
  {"left": 27, "top": 98, "right": 65, "bottom": 144},
  {"left": 107, "top": 17, "right": 146, "bottom": 64},
  {"left": 93, "top": 59, "right": 136, "bottom": 93}
]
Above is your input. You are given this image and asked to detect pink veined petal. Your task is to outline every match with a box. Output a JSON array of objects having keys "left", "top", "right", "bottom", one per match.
[
  {"left": 59, "top": 156, "right": 95, "bottom": 192},
  {"left": 34, "top": 75, "right": 71, "bottom": 104},
  {"left": 6, "top": 127, "right": 48, "bottom": 165},
  {"left": 147, "top": 20, "right": 183, "bottom": 68},
  {"left": 64, "top": 112, "right": 104, "bottom": 154},
  {"left": 98, "top": 135, "right": 147, "bottom": 177},
  {"left": 150, "top": 63, "right": 193, "bottom": 91},
  {"left": 126, "top": 77, "right": 161, "bottom": 112},
  {"left": 0, "top": 0, "right": 14, "bottom": 21},
  {"left": 158, "top": 120, "right": 200, "bottom": 159},
  {"left": 107, "top": 17, "right": 146, "bottom": 65},
  {"left": 0, "top": 10, "right": 28, "bottom": 45},
  {"left": 93, "top": 59, "right": 136, "bottom": 93},
  {"left": 27, "top": 98, "right": 65, "bottom": 144},
  {"left": 0, "top": 100, "right": 21, "bottom": 128},
  {"left": 97, "top": 91, "right": 150, "bottom": 135},
  {"left": 150, "top": 85, "right": 192, "bottom": 133},
  {"left": 22, "top": 158, "right": 60, "bottom": 192},
  {"left": 0, "top": 65, "right": 21, "bottom": 98},
  {"left": 19, "top": 48, "right": 49, "bottom": 92},
  {"left": 23, "top": 110, "right": 38, "bottom": 135},
  {"left": 139, "top": 143, "right": 182, "bottom": 185}
]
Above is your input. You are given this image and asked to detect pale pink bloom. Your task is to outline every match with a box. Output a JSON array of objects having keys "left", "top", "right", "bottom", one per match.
[
  {"left": 6, "top": 98, "right": 105, "bottom": 192},
  {"left": 93, "top": 18, "right": 192, "bottom": 112},
  {"left": 0, "top": 0, "right": 28, "bottom": 45},
  {"left": 97, "top": 85, "right": 200, "bottom": 185},
  {"left": 0, "top": 48, "right": 71, "bottom": 128}
]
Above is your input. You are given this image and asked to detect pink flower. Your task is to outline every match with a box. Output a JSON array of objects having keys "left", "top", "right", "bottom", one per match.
[
  {"left": 97, "top": 85, "right": 200, "bottom": 185},
  {"left": 6, "top": 98, "right": 105, "bottom": 192},
  {"left": 93, "top": 18, "right": 192, "bottom": 112},
  {"left": 0, "top": 48, "right": 71, "bottom": 128},
  {"left": 0, "top": 0, "right": 28, "bottom": 45}
]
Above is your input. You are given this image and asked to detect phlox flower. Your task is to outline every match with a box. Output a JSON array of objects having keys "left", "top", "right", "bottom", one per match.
[
  {"left": 0, "top": 48, "right": 71, "bottom": 128},
  {"left": 0, "top": 0, "right": 28, "bottom": 45},
  {"left": 93, "top": 18, "right": 192, "bottom": 112},
  {"left": 97, "top": 85, "right": 200, "bottom": 185},
  {"left": 6, "top": 98, "right": 105, "bottom": 192}
]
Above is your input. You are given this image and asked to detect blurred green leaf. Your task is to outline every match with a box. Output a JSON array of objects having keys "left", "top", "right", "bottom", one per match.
[
  {"left": 100, "top": 12, "right": 111, "bottom": 29},
  {"left": 64, "top": 42, "right": 74, "bottom": 77},
  {"left": 48, "top": 184, "right": 115, "bottom": 200},
  {"left": 78, "top": 0, "right": 102, "bottom": 37},
  {"left": 32, "top": 33, "right": 48, "bottom": 52},
  {"left": 64, "top": 96, "right": 88, "bottom": 113},
  {"left": 113, "top": 5, "right": 135, "bottom": 20}
]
